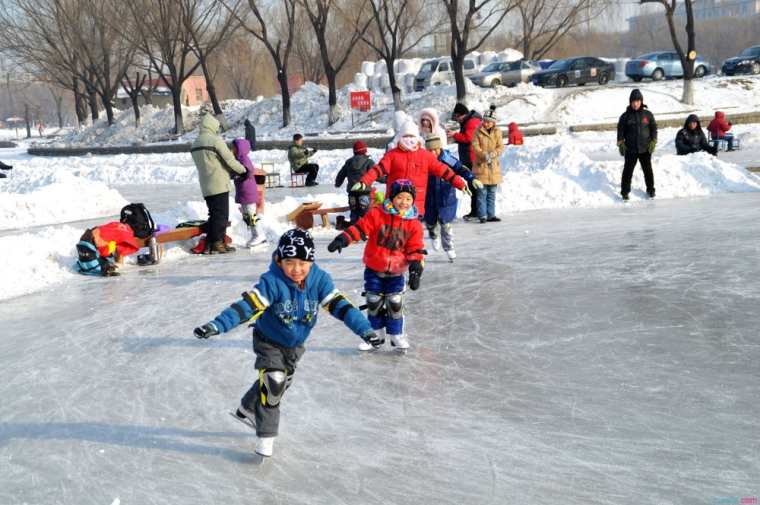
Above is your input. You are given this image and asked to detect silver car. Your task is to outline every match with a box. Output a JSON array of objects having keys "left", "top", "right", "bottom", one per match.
[
  {"left": 470, "top": 60, "right": 539, "bottom": 88},
  {"left": 414, "top": 57, "right": 479, "bottom": 91},
  {"left": 625, "top": 51, "right": 711, "bottom": 81}
]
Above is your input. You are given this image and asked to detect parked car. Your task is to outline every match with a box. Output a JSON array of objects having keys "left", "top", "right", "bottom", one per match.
[
  {"left": 414, "top": 57, "right": 479, "bottom": 91},
  {"left": 470, "top": 60, "right": 540, "bottom": 88},
  {"left": 535, "top": 60, "right": 555, "bottom": 70},
  {"left": 530, "top": 57, "right": 615, "bottom": 88},
  {"left": 721, "top": 46, "right": 760, "bottom": 76},
  {"left": 625, "top": 51, "right": 711, "bottom": 81}
]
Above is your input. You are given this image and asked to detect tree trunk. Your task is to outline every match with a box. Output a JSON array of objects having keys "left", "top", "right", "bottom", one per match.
[
  {"left": 130, "top": 95, "right": 141, "bottom": 127},
  {"left": 277, "top": 69, "right": 292, "bottom": 128},
  {"left": 171, "top": 86, "right": 185, "bottom": 134},
  {"left": 681, "top": 78, "right": 694, "bottom": 105},
  {"left": 72, "top": 81, "right": 86, "bottom": 128},
  {"left": 102, "top": 94, "right": 115, "bottom": 126},
  {"left": 24, "top": 103, "right": 31, "bottom": 139},
  {"left": 326, "top": 69, "right": 338, "bottom": 126},
  {"left": 199, "top": 58, "right": 222, "bottom": 115},
  {"left": 451, "top": 50, "right": 467, "bottom": 101},
  {"left": 386, "top": 59, "right": 402, "bottom": 111},
  {"left": 87, "top": 89, "right": 99, "bottom": 121},
  {"left": 55, "top": 97, "right": 64, "bottom": 128}
]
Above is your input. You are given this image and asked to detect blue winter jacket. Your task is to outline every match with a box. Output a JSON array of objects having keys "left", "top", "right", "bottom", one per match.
[
  {"left": 210, "top": 259, "right": 371, "bottom": 348},
  {"left": 424, "top": 149, "right": 475, "bottom": 225}
]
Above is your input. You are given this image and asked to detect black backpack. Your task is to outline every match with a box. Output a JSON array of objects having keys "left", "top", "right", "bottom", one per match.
[{"left": 120, "top": 203, "right": 155, "bottom": 239}]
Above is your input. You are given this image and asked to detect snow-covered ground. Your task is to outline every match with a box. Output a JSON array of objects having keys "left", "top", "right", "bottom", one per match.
[
  {"left": 50, "top": 74, "right": 760, "bottom": 147},
  {"left": 2, "top": 192, "right": 759, "bottom": 504}
]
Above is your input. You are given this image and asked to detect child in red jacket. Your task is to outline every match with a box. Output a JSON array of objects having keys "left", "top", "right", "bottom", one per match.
[
  {"left": 328, "top": 179, "right": 425, "bottom": 351},
  {"left": 707, "top": 111, "right": 734, "bottom": 151},
  {"left": 508, "top": 122, "right": 524, "bottom": 145}
]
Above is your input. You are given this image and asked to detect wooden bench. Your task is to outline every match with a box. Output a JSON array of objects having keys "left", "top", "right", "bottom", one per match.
[{"left": 286, "top": 202, "right": 350, "bottom": 230}]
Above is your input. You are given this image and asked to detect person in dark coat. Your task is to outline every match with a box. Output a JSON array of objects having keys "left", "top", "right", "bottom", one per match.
[
  {"left": 335, "top": 140, "right": 375, "bottom": 223},
  {"left": 675, "top": 114, "right": 718, "bottom": 156},
  {"left": 244, "top": 119, "right": 256, "bottom": 151},
  {"left": 447, "top": 103, "right": 482, "bottom": 218},
  {"left": 617, "top": 89, "right": 658, "bottom": 200}
]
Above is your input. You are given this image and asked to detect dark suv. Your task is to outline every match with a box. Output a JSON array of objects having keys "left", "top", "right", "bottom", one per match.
[
  {"left": 531, "top": 57, "right": 615, "bottom": 88},
  {"left": 722, "top": 46, "right": 760, "bottom": 76}
]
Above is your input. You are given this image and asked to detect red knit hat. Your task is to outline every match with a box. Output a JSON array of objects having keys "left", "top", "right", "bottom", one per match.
[{"left": 353, "top": 140, "right": 368, "bottom": 155}]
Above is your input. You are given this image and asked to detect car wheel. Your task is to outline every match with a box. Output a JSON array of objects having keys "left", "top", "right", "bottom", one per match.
[
  {"left": 632, "top": 76, "right": 643, "bottom": 82},
  {"left": 752, "top": 62, "right": 760, "bottom": 75},
  {"left": 694, "top": 65, "right": 706, "bottom": 78},
  {"left": 491, "top": 79, "right": 501, "bottom": 88},
  {"left": 598, "top": 73, "right": 609, "bottom": 85},
  {"left": 557, "top": 75, "right": 568, "bottom": 87},
  {"left": 652, "top": 68, "right": 664, "bottom": 81}
]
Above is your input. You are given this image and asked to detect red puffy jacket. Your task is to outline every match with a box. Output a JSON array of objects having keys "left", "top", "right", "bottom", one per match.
[
  {"left": 342, "top": 204, "right": 424, "bottom": 275},
  {"left": 92, "top": 222, "right": 141, "bottom": 257},
  {"left": 359, "top": 146, "right": 465, "bottom": 216},
  {"left": 707, "top": 111, "right": 731, "bottom": 139},
  {"left": 508, "top": 122, "right": 524, "bottom": 145},
  {"left": 452, "top": 115, "right": 481, "bottom": 164}
]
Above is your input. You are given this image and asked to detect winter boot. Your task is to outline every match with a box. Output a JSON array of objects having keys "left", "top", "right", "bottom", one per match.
[
  {"left": 205, "top": 241, "right": 230, "bottom": 255},
  {"left": 487, "top": 216, "right": 501, "bottom": 222},
  {"left": 389, "top": 333, "right": 410, "bottom": 350},
  {"left": 621, "top": 193, "right": 629, "bottom": 201},
  {"left": 647, "top": 188, "right": 656, "bottom": 199},
  {"left": 255, "top": 436, "right": 275, "bottom": 457},
  {"left": 446, "top": 249, "right": 457, "bottom": 262},
  {"left": 246, "top": 226, "right": 266, "bottom": 247}
]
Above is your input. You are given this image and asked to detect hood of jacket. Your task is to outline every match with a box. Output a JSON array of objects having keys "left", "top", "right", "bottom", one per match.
[
  {"left": 508, "top": 122, "right": 519, "bottom": 132},
  {"left": 684, "top": 114, "right": 702, "bottom": 129},
  {"left": 233, "top": 138, "right": 251, "bottom": 158},
  {"left": 199, "top": 113, "right": 220, "bottom": 135},
  {"left": 715, "top": 111, "right": 725, "bottom": 120}
]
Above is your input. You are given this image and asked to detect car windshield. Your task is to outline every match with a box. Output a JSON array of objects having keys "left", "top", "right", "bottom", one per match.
[
  {"left": 420, "top": 61, "right": 437, "bottom": 72},
  {"left": 548, "top": 59, "right": 571, "bottom": 70},
  {"left": 739, "top": 47, "right": 760, "bottom": 57},
  {"left": 482, "top": 62, "right": 501, "bottom": 72},
  {"left": 506, "top": 61, "right": 522, "bottom": 71},
  {"left": 636, "top": 52, "right": 660, "bottom": 60}
]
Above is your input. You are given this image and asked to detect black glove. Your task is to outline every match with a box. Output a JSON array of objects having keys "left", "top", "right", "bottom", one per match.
[
  {"left": 362, "top": 330, "right": 385, "bottom": 349},
  {"left": 408, "top": 260, "right": 423, "bottom": 291},
  {"left": 194, "top": 322, "right": 219, "bottom": 339},
  {"left": 327, "top": 234, "right": 349, "bottom": 253}
]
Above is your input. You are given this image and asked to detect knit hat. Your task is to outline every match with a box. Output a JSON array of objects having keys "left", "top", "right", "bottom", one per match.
[
  {"left": 276, "top": 229, "right": 315, "bottom": 262},
  {"left": 629, "top": 89, "right": 643, "bottom": 103},
  {"left": 425, "top": 134, "right": 442, "bottom": 150},
  {"left": 483, "top": 104, "right": 497, "bottom": 121},
  {"left": 452, "top": 102, "right": 469, "bottom": 116},
  {"left": 353, "top": 140, "right": 368, "bottom": 155},
  {"left": 390, "top": 178, "right": 416, "bottom": 200},
  {"left": 400, "top": 121, "right": 420, "bottom": 138}
]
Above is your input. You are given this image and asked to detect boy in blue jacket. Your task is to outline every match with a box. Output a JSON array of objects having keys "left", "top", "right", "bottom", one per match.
[
  {"left": 423, "top": 134, "right": 482, "bottom": 261},
  {"left": 193, "top": 229, "right": 382, "bottom": 457}
]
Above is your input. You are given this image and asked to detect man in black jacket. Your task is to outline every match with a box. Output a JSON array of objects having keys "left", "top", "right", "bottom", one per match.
[
  {"left": 335, "top": 140, "right": 375, "bottom": 223},
  {"left": 617, "top": 89, "right": 657, "bottom": 200},
  {"left": 675, "top": 114, "right": 718, "bottom": 156}
]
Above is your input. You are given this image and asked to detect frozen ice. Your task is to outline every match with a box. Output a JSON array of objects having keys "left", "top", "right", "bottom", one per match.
[{"left": 1, "top": 193, "right": 759, "bottom": 504}]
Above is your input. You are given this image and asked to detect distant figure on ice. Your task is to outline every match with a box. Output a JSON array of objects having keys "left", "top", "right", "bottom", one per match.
[
  {"left": 230, "top": 138, "right": 266, "bottom": 247},
  {"left": 335, "top": 140, "right": 375, "bottom": 224},
  {"left": 328, "top": 179, "right": 425, "bottom": 352},
  {"left": 37, "top": 121, "right": 45, "bottom": 137},
  {"left": 190, "top": 113, "right": 247, "bottom": 254},
  {"left": 193, "top": 229, "right": 380, "bottom": 457},
  {"left": 243, "top": 119, "right": 256, "bottom": 151},
  {"left": 447, "top": 102, "right": 482, "bottom": 219},
  {"left": 350, "top": 121, "right": 470, "bottom": 218},
  {"left": 288, "top": 133, "right": 319, "bottom": 186},
  {"left": 617, "top": 89, "right": 658, "bottom": 200},
  {"left": 472, "top": 105, "right": 504, "bottom": 223},
  {"left": 675, "top": 114, "right": 717, "bottom": 156},
  {"left": 707, "top": 111, "right": 734, "bottom": 151},
  {"left": 423, "top": 133, "right": 481, "bottom": 261},
  {"left": 507, "top": 122, "right": 524, "bottom": 145}
]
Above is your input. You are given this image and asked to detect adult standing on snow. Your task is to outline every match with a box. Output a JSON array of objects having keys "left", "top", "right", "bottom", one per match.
[
  {"left": 447, "top": 102, "right": 481, "bottom": 219},
  {"left": 471, "top": 105, "right": 504, "bottom": 223},
  {"left": 617, "top": 89, "right": 658, "bottom": 200},
  {"left": 191, "top": 113, "right": 247, "bottom": 254},
  {"left": 244, "top": 119, "right": 257, "bottom": 151}
]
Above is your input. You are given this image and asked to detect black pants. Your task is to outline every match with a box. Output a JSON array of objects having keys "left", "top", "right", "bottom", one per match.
[
  {"left": 295, "top": 163, "right": 319, "bottom": 184},
  {"left": 621, "top": 152, "right": 655, "bottom": 196},
  {"left": 204, "top": 192, "right": 229, "bottom": 245},
  {"left": 241, "top": 333, "right": 305, "bottom": 437}
]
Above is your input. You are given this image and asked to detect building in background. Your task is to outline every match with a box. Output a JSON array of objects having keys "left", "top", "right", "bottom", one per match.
[
  {"left": 115, "top": 75, "right": 209, "bottom": 109},
  {"left": 628, "top": 0, "right": 760, "bottom": 31}
]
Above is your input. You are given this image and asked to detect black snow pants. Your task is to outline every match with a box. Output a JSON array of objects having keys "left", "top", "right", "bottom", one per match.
[
  {"left": 621, "top": 152, "right": 655, "bottom": 196},
  {"left": 204, "top": 192, "right": 230, "bottom": 245}
]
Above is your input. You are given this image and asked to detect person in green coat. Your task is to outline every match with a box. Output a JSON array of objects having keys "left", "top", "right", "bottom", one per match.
[
  {"left": 191, "top": 113, "right": 247, "bottom": 254},
  {"left": 287, "top": 134, "right": 319, "bottom": 186}
]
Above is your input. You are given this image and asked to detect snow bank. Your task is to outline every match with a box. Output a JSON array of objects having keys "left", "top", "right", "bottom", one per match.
[
  {"left": 497, "top": 143, "right": 760, "bottom": 212},
  {"left": 0, "top": 171, "right": 127, "bottom": 230}
]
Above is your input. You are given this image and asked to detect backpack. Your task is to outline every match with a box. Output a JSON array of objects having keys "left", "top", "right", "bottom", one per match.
[
  {"left": 120, "top": 203, "right": 155, "bottom": 239},
  {"left": 75, "top": 229, "right": 118, "bottom": 276}
]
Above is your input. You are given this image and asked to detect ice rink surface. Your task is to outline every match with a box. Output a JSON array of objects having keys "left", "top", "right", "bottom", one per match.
[{"left": 1, "top": 193, "right": 759, "bottom": 505}]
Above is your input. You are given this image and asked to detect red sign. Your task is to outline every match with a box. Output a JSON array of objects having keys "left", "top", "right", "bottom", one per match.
[{"left": 350, "top": 91, "right": 371, "bottom": 112}]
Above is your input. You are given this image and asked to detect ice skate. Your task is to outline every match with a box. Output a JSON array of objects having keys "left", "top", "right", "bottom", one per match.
[
  {"left": 389, "top": 333, "right": 409, "bottom": 351},
  {"left": 246, "top": 227, "right": 267, "bottom": 248},
  {"left": 255, "top": 436, "right": 275, "bottom": 457},
  {"left": 358, "top": 329, "right": 383, "bottom": 351},
  {"left": 446, "top": 249, "right": 456, "bottom": 262},
  {"left": 431, "top": 236, "right": 441, "bottom": 251},
  {"left": 229, "top": 405, "right": 256, "bottom": 431}
]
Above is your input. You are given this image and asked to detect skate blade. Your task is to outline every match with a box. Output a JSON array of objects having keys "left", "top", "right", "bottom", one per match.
[{"left": 228, "top": 411, "right": 256, "bottom": 431}]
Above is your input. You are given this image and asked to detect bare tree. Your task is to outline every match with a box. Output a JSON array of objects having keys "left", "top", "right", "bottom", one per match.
[
  {"left": 292, "top": 11, "right": 325, "bottom": 85},
  {"left": 212, "top": 36, "right": 266, "bottom": 99},
  {"left": 515, "top": 0, "right": 608, "bottom": 61},
  {"left": 299, "top": 0, "right": 373, "bottom": 126},
  {"left": 222, "top": 0, "right": 298, "bottom": 127},
  {"left": 121, "top": 71, "right": 149, "bottom": 127},
  {"left": 441, "top": 0, "right": 521, "bottom": 101},
  {"left": 641, "top": 0, "right": 698, "bottom": 104},
  {"left": 361, "top": 0, "right": 443, "bottom": 110}
]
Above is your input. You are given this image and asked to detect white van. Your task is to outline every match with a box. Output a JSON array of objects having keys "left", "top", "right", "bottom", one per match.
[{"left": 414, "top": 57, "right": 479, "bottom": 91}]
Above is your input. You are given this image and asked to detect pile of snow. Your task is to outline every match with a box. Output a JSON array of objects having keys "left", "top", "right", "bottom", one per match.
[
  {"left": 497, "top": 143, "right": 760, "bottom": 211},
  {"left": 0, "top": 171, "right": 127, "bottom": 230}
]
